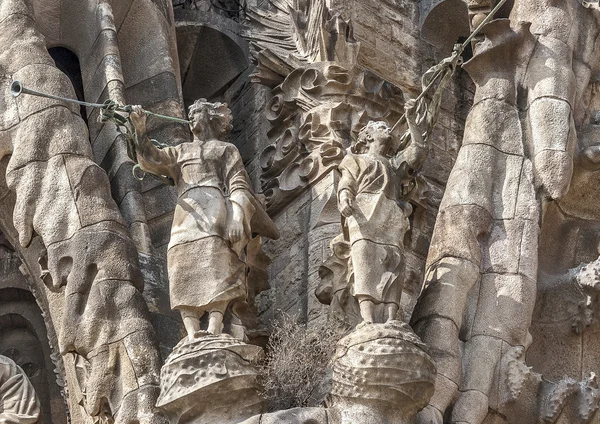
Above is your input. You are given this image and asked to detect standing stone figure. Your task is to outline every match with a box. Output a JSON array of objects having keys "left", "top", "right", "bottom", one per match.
[
  {"left": 326, "top": 100, "right": 428, "bottom": 326},
  {"left": 0, "top": 355, "right": 40, "bottom": 423},
  {"left": 130, "top": 101, "right": 279, "bottom": 339}
]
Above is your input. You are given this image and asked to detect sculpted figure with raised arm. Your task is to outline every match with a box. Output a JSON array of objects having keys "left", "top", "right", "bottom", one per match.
[
  {"left": 130, "top": 100, "right": 279, "bottom": 340},
  {"left": 322, "top": 99, "right": 428, "bottom": 326}
]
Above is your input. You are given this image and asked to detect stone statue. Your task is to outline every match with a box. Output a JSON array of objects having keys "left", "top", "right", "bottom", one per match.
[
  {"left": 323, "top": 100, "right": 428, "bottom": 326},
  {"left": 0, "top": 355, "right": 40, "bottom": 423},
  {"left": 130, "top": 101, "right": 279, "bottom": 338}
]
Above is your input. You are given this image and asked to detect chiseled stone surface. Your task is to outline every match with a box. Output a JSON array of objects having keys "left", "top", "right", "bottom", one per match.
[
  {"left": 411, "top": 3, "right": 600, "bottom": 424},
  {"left": 330, "top": 321, "right": 436, "bottom": 424},
  {"left": 5, "top": 0, "right": 600, "bottom": 423},
  {"left": 317, "top": 102, "right": 429, "bottom": 328},
  {"left": 157, "top": 332, "right": 265, "bottom": 424},
  {"left": 130, "top": 100, "right": 279, "bottom": 339},
  {"left": 0, "top": 1, "right": 167, "bottom": 422},
  {"left": 131, "top": 100, "right": 278, "bottom": 422},
  {"left": 239, "top": 407, "right": 333, "bottom": 424}
]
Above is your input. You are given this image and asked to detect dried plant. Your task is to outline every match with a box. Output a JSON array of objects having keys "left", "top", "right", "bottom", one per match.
[{"left": 259, "top": 313, "right": 348, "bottom": 411}]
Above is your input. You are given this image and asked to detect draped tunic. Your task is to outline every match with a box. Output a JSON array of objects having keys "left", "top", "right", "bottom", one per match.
[
  {"left": 337, "top": 152, "right": 411, "bottom": 304},
  {"left": 137, "top": 139, "right": 276, "bottom": 311},
  {"left": 0, "top": 356, "right": 40, "bottom": 424}
]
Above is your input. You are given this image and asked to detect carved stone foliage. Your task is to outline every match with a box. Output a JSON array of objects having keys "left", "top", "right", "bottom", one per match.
[
  {"left": 246, "top": 0, "right": 406, "bottom": 214},
  {"left": 261, "top": 63, "right": 404, "bottom": 213}
]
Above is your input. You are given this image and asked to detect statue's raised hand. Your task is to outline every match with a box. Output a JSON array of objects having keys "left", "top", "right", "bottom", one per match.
[
  {"left": 404, "top": 98, "right": 418, "bottom": 118},
  {"left": 339, "top": 190, "right": 355, "bottom": 218},
  {"left": 130, "top": 105, "right": 147, "bottom": 133}
]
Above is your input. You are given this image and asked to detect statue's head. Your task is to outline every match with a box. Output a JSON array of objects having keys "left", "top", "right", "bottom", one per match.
[
  {"left": 352, "top": 121, "right": 394, "bottom": 155},
  {"left": 188, "top": 99, "right": 233, "bottom": 139}
]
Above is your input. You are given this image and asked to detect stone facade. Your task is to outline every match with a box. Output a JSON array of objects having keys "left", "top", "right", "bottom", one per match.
[{"left": 1, "top": 0, "right": 599, "bottom": 423}]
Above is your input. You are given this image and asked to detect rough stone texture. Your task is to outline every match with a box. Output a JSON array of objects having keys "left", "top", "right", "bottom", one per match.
[
  {"left": 0, "top": 240, "right": 68, "bottom": 424},
  {"left": 242, "top": 0, "right": 470, "bottom": 336},
  {"left": 130, "top": 100, "right": 278, "bottom": 340},
  {"left": 0, "top": 1, "right": 167, "bottom": 422},
  {"left": 157, "top": 333, "right": 265, "bottom": 424},
  {"left": 239, "top": 407, "right": 334, "bottom": 424},
  {"left": 410, "top": 3, "right": 600, "bottom": 424},
  {"left": 317, "top": 112, "right": 429, "bottom": 327},
  {"left": 8, "top": 0, "right": 600, "bottom": 422},
  {"left": 330, "top": 321, "right": 436, "bottom": 424}
]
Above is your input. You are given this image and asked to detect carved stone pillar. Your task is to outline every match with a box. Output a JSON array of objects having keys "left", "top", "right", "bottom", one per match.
[{"left": 0, "top": 1, "right": 166, "bottom": 422}]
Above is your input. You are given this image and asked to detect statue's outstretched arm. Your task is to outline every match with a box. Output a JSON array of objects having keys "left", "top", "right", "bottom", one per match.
[
  {"left": 397, "top": 99, "right": 429, "bottom": 173},
  {"left": 130, "top": 106, "right": 177, "bottom": 179}
]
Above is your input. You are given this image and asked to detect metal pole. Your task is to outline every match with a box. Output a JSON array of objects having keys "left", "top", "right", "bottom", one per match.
[{"left": 10, "top": 80, "right": 191, "bottom": 125}]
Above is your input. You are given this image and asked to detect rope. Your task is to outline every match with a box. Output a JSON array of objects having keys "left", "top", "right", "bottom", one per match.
[{"left": 390, "top": 0, "right": 508, "bottom": 134}]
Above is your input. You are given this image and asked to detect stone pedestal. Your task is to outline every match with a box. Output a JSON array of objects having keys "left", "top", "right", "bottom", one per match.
[
  {"left": 329, "top": 321, "right": 436, "bottom": 424},
  {"left": 156, "top": 332, "right": 265, "bottom": 424}
]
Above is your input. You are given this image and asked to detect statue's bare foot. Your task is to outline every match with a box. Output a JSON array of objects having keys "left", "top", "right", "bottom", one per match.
[{"left": 356, "top": 320, "right": 373, "bottom": 330}]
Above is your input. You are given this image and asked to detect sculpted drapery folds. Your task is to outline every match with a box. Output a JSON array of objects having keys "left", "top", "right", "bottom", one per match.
[
  {"left": 412, "top": 2, "right": 600, "bottom": 424},
  {"left": 0, "top": 0, "right": 166, "bottom": 422},
  {"left": 0, "top": 355, "right": 40, "bottom": 424},
  {"left": 322, "top": 101, "right": 429, "bottom": 327},
  {"left": 130, "top": 100, "right": 279, "bottom": 340}
]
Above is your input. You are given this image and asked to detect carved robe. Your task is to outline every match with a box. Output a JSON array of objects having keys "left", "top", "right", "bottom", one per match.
[
  {"left": 137, "top": 140, "right": 278, "bottom": 312},
  {"left": 337, "top": 152, "right": 411, "bottom": 305},
  {"left": 0, "top": 356, "right": 40, "bottom": 424}
]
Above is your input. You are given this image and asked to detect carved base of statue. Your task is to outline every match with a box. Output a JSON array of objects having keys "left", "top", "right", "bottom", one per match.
[
  {"left": 156, "top": 332, "right": 265, "bottom": 424},
  {"left": 239, "top": 407, "right": 335, "bottom": 424},
  {"left": 329, "top": 321, "right": 436, "bottom": 424}
]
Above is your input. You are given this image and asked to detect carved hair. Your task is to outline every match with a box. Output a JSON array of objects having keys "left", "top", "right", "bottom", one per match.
[
  {"left": 188, "top": 98, "right": 233, "bottom": 133},
  {"left": 352, "top": 121, "right": 391, "bottom": 154}
]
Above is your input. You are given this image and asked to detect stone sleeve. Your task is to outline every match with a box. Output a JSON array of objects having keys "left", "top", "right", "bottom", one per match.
[
  {"left": 227, "top": 146, "right": 256, "bottom": 229},
  {"left": 136, "top": 135, "right": 178, "bottom": 180},
  {"left": 338, "top": 154, "right": 361, "bottom": 198}
]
